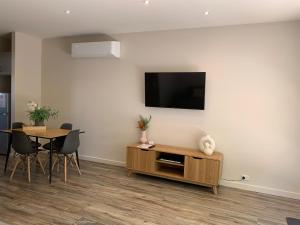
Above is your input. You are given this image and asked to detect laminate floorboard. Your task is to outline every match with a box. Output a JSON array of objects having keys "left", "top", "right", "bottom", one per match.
[{"left": 0, "top": 157, "right": 299, "bottom": 225}]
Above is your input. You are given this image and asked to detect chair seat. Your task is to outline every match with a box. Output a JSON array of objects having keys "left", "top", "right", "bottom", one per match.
[
  {"left": 43, "top": 142, "right": 62, "bottom": 151},
  {"left": 31, "top": 141, "right": 41, "bottom": 148}
]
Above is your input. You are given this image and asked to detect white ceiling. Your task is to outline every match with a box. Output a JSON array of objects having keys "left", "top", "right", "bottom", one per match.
[{"left": 0, "top": 0, "right": 299, "bottom": 38}]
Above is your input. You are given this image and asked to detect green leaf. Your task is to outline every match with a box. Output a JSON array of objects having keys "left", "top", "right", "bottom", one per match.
[{"left": 27, "top": 106, "right": 58, "bottom": 122}]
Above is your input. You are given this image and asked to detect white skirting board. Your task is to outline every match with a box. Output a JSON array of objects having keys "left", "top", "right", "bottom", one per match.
[
  {"left": 220, "top": 180, "right": 300, "bottom": 200},
  {"left": 79, "top": 154, "right": 126, "bottom": 167},
  {"left": 79, "top": 154, "right": 300, "bottom": 200}
]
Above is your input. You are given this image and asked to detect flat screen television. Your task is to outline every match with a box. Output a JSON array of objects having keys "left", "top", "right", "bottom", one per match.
[{"left": 145, "top": 72, "right": 206, "bottom": 110}]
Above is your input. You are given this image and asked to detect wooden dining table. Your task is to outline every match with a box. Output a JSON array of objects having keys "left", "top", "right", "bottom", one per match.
[{"left": 0, "top": 128, "right": 72, "bottom": 184}]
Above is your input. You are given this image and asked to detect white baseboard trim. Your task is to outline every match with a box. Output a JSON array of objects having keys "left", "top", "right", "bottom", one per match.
[
  {"left": 220, "top": 180, "right": 300, "bottom": 200},
  {"left": 79, "top": 154, "right": 300, "bottom": 200},
  {"left": 79, "top": 154, "right": 126, "bottom": 167}
]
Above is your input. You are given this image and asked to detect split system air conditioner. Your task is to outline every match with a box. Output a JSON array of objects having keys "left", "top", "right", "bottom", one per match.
[{"left": 71, "top": 41, "right": 120, "bottom": 58}]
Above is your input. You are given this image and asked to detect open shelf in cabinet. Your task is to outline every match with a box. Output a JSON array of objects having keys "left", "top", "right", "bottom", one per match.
[
  {"left": 155, "top": 163, "right": 184, "bottom": 179},
  {"left": 155, "top": 152, "right": 185, "bottom": 178}
]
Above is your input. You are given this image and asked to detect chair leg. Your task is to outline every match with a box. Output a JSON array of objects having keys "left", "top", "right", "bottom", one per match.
[
  {"left": 27, "top": 156, "right": 31, "bottom": 183},
  {"left": 67, "top": 155, "right": 74, "bottom": 167},
  {"left": 37, "top": 155, "right": 46, "bottom": 175},
  {"left": 52, "top": 156, "right": 58, "bottom": 172},
  {"left": 21, "top": 158, "right": 26, "bottom": 171},
  {"left": 57, "top": 155, "right": 60, "bottom": 173},
  {"left": 69, "top": 159, "right": 74, "bottom": 167},
  {"left": 64, "top": 155, "right": 67, "bottom": 183},
  {"left": 43, "top": 152, "right": 49, "bottom": 169},
  {"left": 72, "top": 154, "right": 82, "bottom": 175},
  {"left": 10, "top": 157, "right": 21, "bottom": 181}
]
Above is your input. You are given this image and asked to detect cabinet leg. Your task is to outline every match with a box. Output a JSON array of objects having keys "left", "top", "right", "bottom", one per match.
[
  {"left": 127, "top": 170, "right": 132, "bottom": 177},
  {"left": 212, "top": 185, "right": 218, "bottom": 195}
]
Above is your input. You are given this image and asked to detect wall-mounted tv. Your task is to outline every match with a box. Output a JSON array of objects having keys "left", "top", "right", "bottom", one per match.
[{"left": 145, "top": 72, "right": 206, "bottom": 110}]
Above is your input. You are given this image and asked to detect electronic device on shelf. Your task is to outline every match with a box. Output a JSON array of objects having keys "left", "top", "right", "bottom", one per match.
[{"left": 157, "top": 153, "right": 184, "bottom": 165}]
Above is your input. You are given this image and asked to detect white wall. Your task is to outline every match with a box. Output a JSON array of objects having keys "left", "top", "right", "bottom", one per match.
[
  {"left": 42, "top": 21, "right": 300, "bottom": 199},
  {"left": 12, "top": 32, "right": 42, "bottom": 123}
]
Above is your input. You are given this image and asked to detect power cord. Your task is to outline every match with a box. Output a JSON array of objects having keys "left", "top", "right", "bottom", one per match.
[{"left": 223, "top": 176, "right": 246, "bottom": 182}]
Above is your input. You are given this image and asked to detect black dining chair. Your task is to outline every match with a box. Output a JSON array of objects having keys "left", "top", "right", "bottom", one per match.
[
  {"left": 12, "top": 122, "right": 41, "bottom": 148},
  {"left": 43, "top": 123, "right": 73, "bottom": 150},
  {"left": 10, "top": 130, "right": 45, "bottom": 182},
  {"left": 52, "top": 130, "right": 81, "bottom": 182},
  {"left": 11, "top": 122, "right": 24, "bottom": 129},
  {"left": 43, "top": 123, "right": 77, "bottom": 171}
]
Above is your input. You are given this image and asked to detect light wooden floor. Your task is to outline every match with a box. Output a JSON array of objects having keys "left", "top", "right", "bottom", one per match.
[{"left": 0, "top": 157, "right": 299, "bottom": 225}]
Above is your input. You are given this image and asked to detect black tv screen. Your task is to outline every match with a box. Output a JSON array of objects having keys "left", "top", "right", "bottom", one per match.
[{"left": 145, "top": 72, "right": 206, "bottom": 110}]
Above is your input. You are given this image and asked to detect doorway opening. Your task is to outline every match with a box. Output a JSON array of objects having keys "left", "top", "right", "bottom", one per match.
[{"left": 0, "top": 33, "right": 12, "bottom": 155}]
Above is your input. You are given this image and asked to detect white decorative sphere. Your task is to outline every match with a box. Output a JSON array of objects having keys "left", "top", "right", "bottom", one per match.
[{"left": 198, "top": 135, "right": 216, "bottom": 156}]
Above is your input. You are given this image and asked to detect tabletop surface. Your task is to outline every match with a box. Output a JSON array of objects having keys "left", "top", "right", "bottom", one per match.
[{"left": 0, "top": 128, "right": 70, "bottom": 139}]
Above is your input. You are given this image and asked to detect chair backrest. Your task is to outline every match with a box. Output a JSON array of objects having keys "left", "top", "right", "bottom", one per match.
[
  {"left": 12, "top": 130, "right": 35, "bottom": 155},
  {"left": 55, "top": 123, "right": 73, "bottom": 145},
  {"left": 12, "top": 122, "right": 24, "bottom": 129},
  {"left": 60, "top": 130, "right": 80, "bottom": 154},
  {"left": 60, "top": 123, "right": 72, "bottom": 130}
]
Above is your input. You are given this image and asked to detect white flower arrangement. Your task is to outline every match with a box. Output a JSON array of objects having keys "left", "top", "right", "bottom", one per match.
[
  {"left": 26, "top": 101, "right": 58, "bottom": 126},
  {"left": 27, "top": 101, "right": 38, "bottom": 112}
]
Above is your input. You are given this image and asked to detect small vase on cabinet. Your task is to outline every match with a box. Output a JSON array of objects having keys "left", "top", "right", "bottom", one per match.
[{"left": 140, "top": 130, "right": 148, "bottom": 144}]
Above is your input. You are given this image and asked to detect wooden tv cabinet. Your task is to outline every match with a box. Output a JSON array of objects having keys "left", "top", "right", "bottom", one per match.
[{"left": 127, "top": 144, "right": 223, "bottom": 194}]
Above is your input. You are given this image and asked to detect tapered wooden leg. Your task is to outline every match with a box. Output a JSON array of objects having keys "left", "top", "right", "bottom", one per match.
[
  {"left": 21, "top": 159, "right": 26, "bottom": 171},
  {"left": 37, "top": 155, "right": 46, "bottom": 175},
  {"left": 27, "top": 156, "right": 31, "bottom": 183},
  {"left": 64, "top": 156, "right": 67, "bottom": 183},
  {"left": 43, "top": 152, "right": 49, "bottom": 170},
  {"left": 43, "top": 159, "right": 48, "bottom": 171},
  {"left": 57, "top": 157, "right": 60, "bottom": 173},
  {"left": 212, "top": 185, "right": 218, "bottom": 195},
  {"left": 10, "top": 158, "right": 21, "bottom": 181},
  {"left": 52, "top": 157, "right": 58, "bottom": 171},
  {"left": 127, "top": 170, "right": 132, "bottom": 177},
  {"left": 72, "top": 154, "right": 81, "bottom": 175},
  {"left": 56, "top": 155, "right": 60, "bottom": 173},
  {"left": 68, "top": 155, "right": 74, "bottom": 167}
]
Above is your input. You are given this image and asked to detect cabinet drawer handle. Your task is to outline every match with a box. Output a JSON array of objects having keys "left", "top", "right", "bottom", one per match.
[{"left": 193, "top": 157, "right": 203, "bottom": 160}]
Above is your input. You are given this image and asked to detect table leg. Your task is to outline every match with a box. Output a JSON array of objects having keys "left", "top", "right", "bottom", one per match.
[
  {"left": 75, "top": 150, "right": 80, "bottom": 169},
  {"left": 49, "top": 139, "right": 53, "bottom": 184},
  {"left": 4, "top": 134, "right": 12, "bottom": 173}
]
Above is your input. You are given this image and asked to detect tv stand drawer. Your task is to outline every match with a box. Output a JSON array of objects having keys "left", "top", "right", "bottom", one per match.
[
  {"left": 184, "top": 156, "right": 220, "bottom": 185},
  {"left": 127, "top": 147, "right": 155, "bottom": 173}
]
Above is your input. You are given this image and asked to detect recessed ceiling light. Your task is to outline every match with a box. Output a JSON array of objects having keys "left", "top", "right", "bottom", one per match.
[
  {"left": 204, "top": 11, "right": 209, "bottom": 16},
  {"left": 144, "top": 0, "right": 150, "bottom": 5},
  {"left": 65, "top": 10, "right": 71, "bottom": 14}
]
